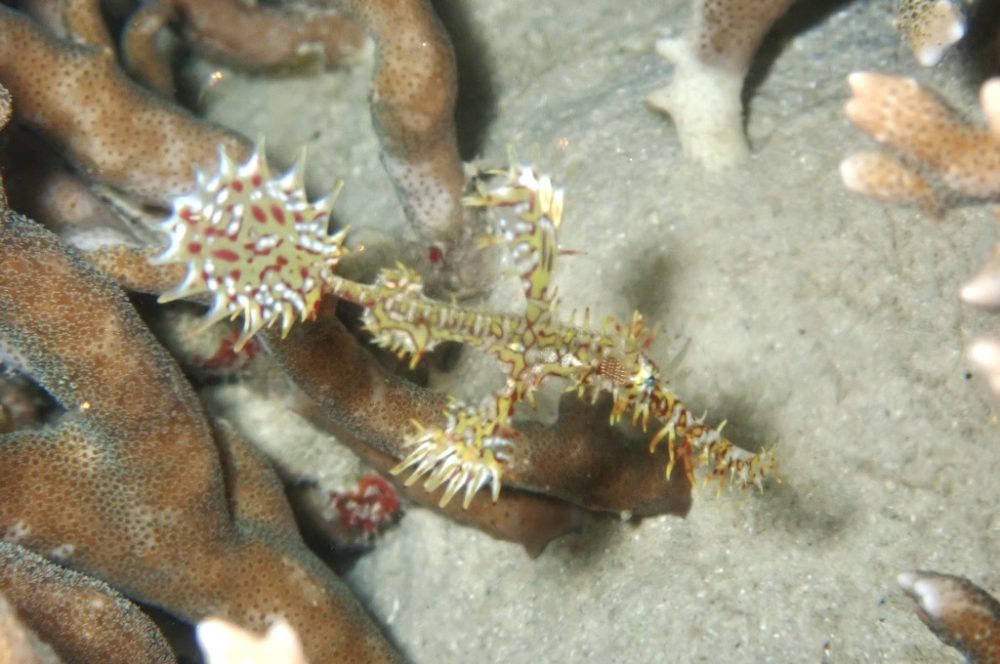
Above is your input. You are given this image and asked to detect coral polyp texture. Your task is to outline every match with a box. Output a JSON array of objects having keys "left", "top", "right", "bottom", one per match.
[
  {"left": 898, "top": 571, "right": 1000, "bottom": 663},
  {"left": 154, "top": 148, "right": 777, "bottom": 509},
  {"left": 896, "top": 0, "right": 967, "bottom": 67},
  {"left": 841, "top": 72, "right": 1000, "bottom": 216}
]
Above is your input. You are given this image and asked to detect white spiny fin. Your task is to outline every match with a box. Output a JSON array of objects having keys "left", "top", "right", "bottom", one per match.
[
  {"left": 278, "top": 146, "right": 307, "bottom": 193},
  {"left": 240, "top": 138, "right": 269, "bottom": 181},
  {"left": 193, "top": 165, "right": 207, "bottom": 189},
  {"left": 279, "top": 302, "right": 296, "bottom": 337},
  {"left": 439, "top": 468, "right": 467, "bottom": 507},
  {"left": 234, "top": 329, "right": 257, "bottom": 353},
  {"left": 489, "top": 463, "right": 501, "bottom": 502},
  {"left": 234, "top": 307, "right": 267, "bottom": 351},
  {"left": 310, "top": 182, "right": 344, "bottom": 226},
  {"left": 217, "top": 144, "right": 235, "bottom": 180},
  {"left": 463, "top": 465, "right": 489, "bottom": 509},
  {"left": 404, "top": 454, "right": 438, "bottom": 486},
  {"left": 158, "top": 263, "right": 206, "bottom": 303},
  {"left": 423, "top": 457, "right": 459, "bottom": 492},
  {"left": 196, "top": 297, "right": 237, "bottom": 334},
  {"left": 243, "top": 303, "right": 268, "bottom": 338}
]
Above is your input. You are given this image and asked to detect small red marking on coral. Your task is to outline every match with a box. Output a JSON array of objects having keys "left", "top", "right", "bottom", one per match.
[
  {"left": 293, "top": 212, "right": 304, "bottom": 222},
  {"left": 330, "top": 475, "right": 402, "bottom": 536},
  {"left": 187, "top": 242, "right": 202, "bottom": 254},
  {"left": 251, "top": 206, "right": 267, "bottom": 223},
  {"left": 231, "top": 269, "right": 241, "bottom": 280},
  {"left": 428, "top": 244, "right": 445, "bottom": 264},
  {"left": 251, "top": 174, "right": 263, "bottom": 188},
  {"left": 271, "top": 205, "right": 286, "bottom": 224},
  {"left": 211, "top": 248, "right": 241, "bottom": 262},
  {"left": 232, "top": 180, "right": 244, "bottom": 193},
  {"left": 200, "top": 328, "right": 262, "bottom": 370}
]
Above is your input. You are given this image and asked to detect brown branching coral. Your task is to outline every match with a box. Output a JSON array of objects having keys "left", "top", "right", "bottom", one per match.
[
  {"left": 335, "top": 0, "right": 470, "bottom": 284},
  {"left": 0, "top": 10, "right": 767, "bottom": 659},
  {"left": 841, "top": 72, "right": 1000, "bottom": 216},
  {"left": 121, "top": 0, "right": 367, "bottom": 95},
  {"left": 840, "top": 73, "right": 1000, "bottom": 661},
  {"left": 0, "top": 197, "right": 399, "bottom": 660},
  {"left": 0, "top": 3, "right": 250, "bottom": 205},
  {"left": 0, "top": 542, "right": 174, "bottom": 663},
  {"left": 899, "top": 571, "right": 1000, "bottom": 663},
  {"left": 6, "top": 0, "right": 472, "bottom": 288}
]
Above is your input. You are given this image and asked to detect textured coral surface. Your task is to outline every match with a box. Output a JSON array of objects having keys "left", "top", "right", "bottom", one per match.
[
  {"left": 0, "top": 0, "right": 997, "bottom": 661},
  {"left": 198, "top": 1, "right": 999, "bottom": 661}
]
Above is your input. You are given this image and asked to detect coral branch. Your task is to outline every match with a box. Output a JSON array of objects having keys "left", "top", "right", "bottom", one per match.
[
  {"left": 896, "top": 0, "right": 966, "bottom": 67},
  {"left": 289, "top": 385, "right": 585, "bottom": 556},
  {"left": 0, "top": 542, "right": 174, "bottom": 663},
  {"left": 121, "top": 0, "right": 367, "bottom": 96},
  {"left": 647, "top": 0, "right": 795, "bottom": 169},
  {"left": 842, "top": 72, "right": 1000, "bottom": 214},
  {"left": 899, "top": 571, "right": 1000, "bottom": 663},
  {"left": 842, "top": 74, "right": 1000, "bottom": 402},
  {"left": 0, "top": 208, "right": 399, "bottom": 661},
  {"left": 272, "top": 309, "right": 690, "bottom": 519},
  {"left": 0, "top": 4, "right": 250, "bottom": 205},
  {"left": 335, "top": 0, "right": 467, "bottom": 267}
]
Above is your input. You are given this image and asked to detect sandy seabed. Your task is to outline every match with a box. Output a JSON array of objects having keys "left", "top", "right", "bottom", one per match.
[{"left": 202, "top": 1, "right": 1000, "bottom": 661}]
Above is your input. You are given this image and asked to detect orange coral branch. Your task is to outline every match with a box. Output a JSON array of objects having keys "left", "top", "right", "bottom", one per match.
[
  {"left": 842, "top": 72, "right": 1000, "bottom": 214},
  {"left": 896, "top": 0, "right": 966, "bottom": 67},
  {"left": 293, "top": 390, "right": 587, "bottom": 557}
]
